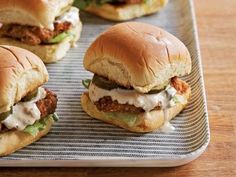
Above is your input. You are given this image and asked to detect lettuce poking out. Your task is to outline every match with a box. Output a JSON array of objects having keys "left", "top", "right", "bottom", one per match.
[
  {"left": 23, "top": 113, "right": 59, "bottom": 136},
  {"left": 24, "top": 119, "right": 46, "bottom": 136},
  {"left": 73, "top": 0, "right": 91, "bottom": 9},
  {"left": 73, "top": 0, "right": 123, "bottom": 9},
  {"left": 73, "top": 0, "right": 149, "bottom": 9},
  {"left": 106, "top": 112, "right": 137, "bottom": 127},
  {"left": 47, "top": 32, "right": 73, "bottom": 44}
]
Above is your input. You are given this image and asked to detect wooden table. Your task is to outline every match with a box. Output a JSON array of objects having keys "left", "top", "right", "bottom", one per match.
[{"left": 1, "top": 0, "right": 236, "bottom": 176}]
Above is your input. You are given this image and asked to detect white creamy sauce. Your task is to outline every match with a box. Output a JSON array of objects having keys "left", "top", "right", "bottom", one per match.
[
  {"left": 160, "top": 121, "right": 176, "bottom": 133},
  {"left": 89, "top": 83, "right": 185, "bottom": 133},
  {"left": 48, "top": 24, "right": 55, "bottom": 31},
  {"left": 143, "top": 112, "right": 154, "bottom": 121},
  {"left": 175, "top": 95, "right": 187, "bottom": 105},
  {"left": 55, "top": 7, "right": 79, "bottom": 27},
  {"left": 89, "top": 82, "right": 176, "bottom": 112},
  {"left": 165, "top": 85, "right": 177, "bottom": 97},
  {"left": 2, "top": 87, "right": 46, "bottom": 131},
  {"left": 158, "top": 89, "right": 175, "bottom": 133}
]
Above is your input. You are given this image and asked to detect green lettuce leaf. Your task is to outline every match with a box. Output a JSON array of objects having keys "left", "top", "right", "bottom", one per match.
[
  {"left": 73, "top": 0, "right": 123, "bottom": 9},
  {"left": 23, "top": 114, "right": 58, "bottom": 136},
  {"left": 48, "top": 32, "right": 73, "bottom": 44},
  {"left": 106, "top": 112, "right": 137, "bottom": 127},
  {"left": 172, "top": 96, "right": 180, "bottom": 104},
  {"left": 74, "top": 0, "right": 91, "bottom": 9},
  {"left": 143, "top": 0, "right": 152, "bottom": 4},
  {"left": 24, "top": 119, "right": 46, "bottom": 136}
]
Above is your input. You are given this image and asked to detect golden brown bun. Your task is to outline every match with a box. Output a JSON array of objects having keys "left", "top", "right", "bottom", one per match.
[
  {"left": 81, "top": 80, "right": 191, "bottom": 133},
  {"left": 0, "top": 45, "right": 49, "bottom": 113},
  {"left": 0, "top": 21, "right": 82, "bottom": 63},
  {"left": 0, "top": 0, "right": 73, "bottom": 29},
  {"left": 84, "top": 22, "right": 191, "bottom": 93},
  {"left": 85, "top": 0, "right": 168, "bottom": 21},
  {"left": 0, "top": 117, "right": 54, "bottom": 156}
]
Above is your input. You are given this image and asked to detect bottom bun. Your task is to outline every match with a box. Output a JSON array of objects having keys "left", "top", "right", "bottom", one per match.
[
  {"left": 0, "top": 22, "right": 82, "bottom": 63},
  {"left": 85, "top": 0, "right": 168, "bottom": 21},
  {"left": 81, "top": 82, "right": 191, "bottom": 133},
  {"left": 0, "top": 117, "right": 54, "bottom": 156}
]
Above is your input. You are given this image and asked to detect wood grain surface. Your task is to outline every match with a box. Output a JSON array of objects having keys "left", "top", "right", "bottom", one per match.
[{"left": 0, "top": 0, "right": 236, "bottom": 176}]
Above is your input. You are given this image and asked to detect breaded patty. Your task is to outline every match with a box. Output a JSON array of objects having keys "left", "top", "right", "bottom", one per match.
[
  {"left": 36, "top": 89, "right": 58, "bottom": 118},
  {"left": 93, "top": 77, "right": 187, "bottom": 113},
  {"left": 0, "top": 22, "right": 71, "bottom": 45}
]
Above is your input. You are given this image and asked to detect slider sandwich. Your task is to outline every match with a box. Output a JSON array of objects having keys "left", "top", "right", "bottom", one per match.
[
  {"left": 75, "top": 0, "right": 168, "bottom": 21},
  {"left": 0, "top": 45, "right": 58, "bottom": 156},
  {"left": 0, "top": 0, "right": 82, "bottom": 63},
  {"left": 81, "top": 22, "right": 191, "bottom": 132}
]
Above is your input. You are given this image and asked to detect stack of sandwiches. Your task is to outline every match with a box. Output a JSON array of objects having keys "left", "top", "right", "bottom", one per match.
[{"left": 0, "top": 0, "right": 192, "bottom": 156}]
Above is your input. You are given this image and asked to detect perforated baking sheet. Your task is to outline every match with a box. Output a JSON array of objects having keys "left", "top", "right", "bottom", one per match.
[{"left": 0, "top": 0, "right": 210, "bottom": 167}]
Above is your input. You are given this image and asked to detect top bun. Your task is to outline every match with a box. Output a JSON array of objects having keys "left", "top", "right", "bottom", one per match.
[
  {"left": 0, "top": 0, "right": 73, "bottom": 29},
  {"left": 84, "top": 22, "right": 191, "bottom": 93},
  {"left": 0, "top": 45, "right": 49, "bottom": 113}
]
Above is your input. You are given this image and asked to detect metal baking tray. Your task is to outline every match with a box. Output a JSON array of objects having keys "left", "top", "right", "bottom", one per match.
[{"left": 0, "top": 0, "right": 210, "bottom": 167}]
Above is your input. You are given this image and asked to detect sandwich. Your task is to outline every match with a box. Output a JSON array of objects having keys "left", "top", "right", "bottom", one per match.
[
  {"left": 0, "top": 0, "right": 82, "bottom": 63},
  {"left": 81, "top": 22, "right": 192, "bottom": 133},
  {"left": 74, "top": 0, "right": 168, "bottom": 21},
  {"left": 0, "top": 45, "right": 58, "bottom": 156}
]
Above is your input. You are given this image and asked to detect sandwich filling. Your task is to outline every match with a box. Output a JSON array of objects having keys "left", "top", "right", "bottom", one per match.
[
  {"left": 75, "top": 0, "right": 149, "bottom": 9},
  {"left": 86, "top": 75, "right": 187, "bottom": 113},
  {"left": 0, "top": 7, "right": 79, "bottom": 45},
  {"left": 0, "top": 88, "right": 58, "bottom": 136},
  {"left": 83, "top": 75, "right": 188, "bottom": 132}
]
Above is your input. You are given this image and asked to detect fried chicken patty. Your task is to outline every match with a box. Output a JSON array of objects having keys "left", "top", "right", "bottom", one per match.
[
  {"left": 0, "top": 22, "right": 71, "bottom": 45},
  {"left": 94, "top": 96, "right": 161, "bottom": 113},
  {"left": 93, "top": 77, "right": 188, "bottom": 113},
  {"left": 171, "top": 77, "right": 188, "bottom": 94},
  {"left": 36, "top": 89, "right": 58, "bottom": 118}
]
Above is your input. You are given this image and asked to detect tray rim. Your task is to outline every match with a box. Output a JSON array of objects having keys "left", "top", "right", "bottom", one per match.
[{"left": 0, "top": 0, "right": 210, "bottom": 167}]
